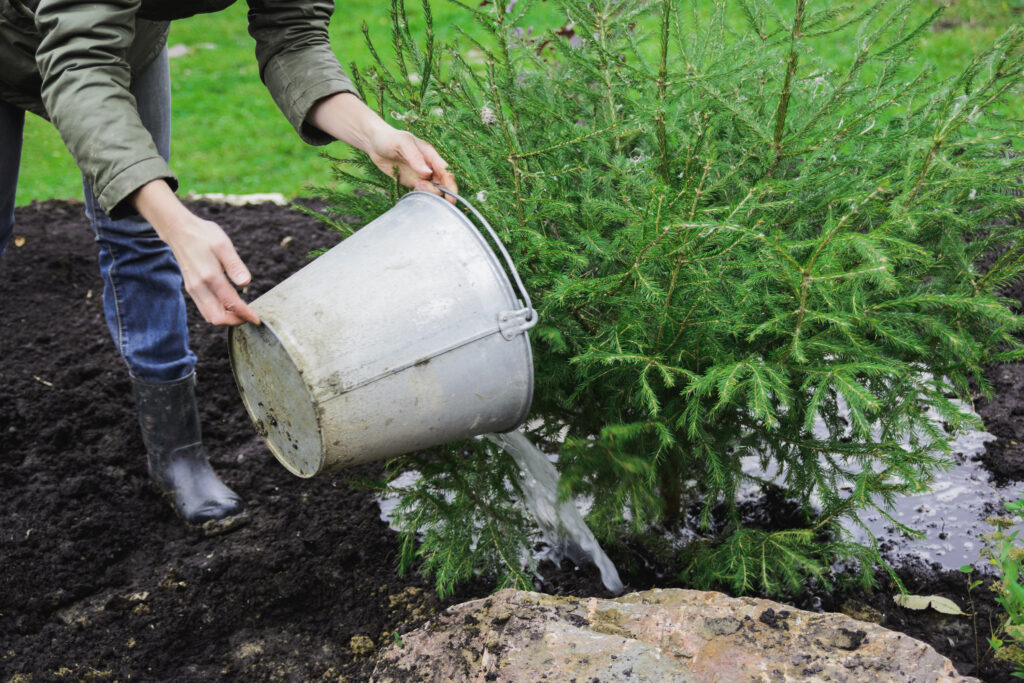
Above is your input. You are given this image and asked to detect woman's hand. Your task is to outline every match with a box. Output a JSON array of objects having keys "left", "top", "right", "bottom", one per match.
[
  {"left": 366, "top": 127, "right": 457, "bottom": 199},
  {"left": 306, "top": 92, "right": 457, "bottom": 200},
  {"left": 132, "top": 180, "right": 259, "bottom": 327}
]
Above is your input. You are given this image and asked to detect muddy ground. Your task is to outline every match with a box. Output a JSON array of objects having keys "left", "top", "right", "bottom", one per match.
[{"left": 1, "top": 199, "right": 1023, "bottom": 681}]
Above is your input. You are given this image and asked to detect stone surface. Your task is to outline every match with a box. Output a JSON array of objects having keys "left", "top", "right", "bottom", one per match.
[{"left": 371, "top": 588, "right": 977, "bottom": 682}]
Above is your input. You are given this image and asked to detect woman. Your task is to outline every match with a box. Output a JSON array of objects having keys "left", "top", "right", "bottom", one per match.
[{"left": 0, "top": 0, "right": 456, "bottom": 530}]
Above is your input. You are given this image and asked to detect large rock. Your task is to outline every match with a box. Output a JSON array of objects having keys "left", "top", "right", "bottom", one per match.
[{"left": 371, "top": 588, "right": 976, "bottom": 682}]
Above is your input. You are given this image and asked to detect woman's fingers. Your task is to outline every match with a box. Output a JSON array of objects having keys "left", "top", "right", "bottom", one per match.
[
  {"left": 207, "top": 252, "right": 259, "bottom": 326},
  {"left": 374, "top": 130, "right": 458, "bottom": 202},
  {"left": 210, "top": 237, "right": 259, "bottom": 323},
  {"left": 214, "top": 283, "right": 259, "bottom": 326},
  {"left": 396, "top": 132, "right": 433, "bottom": 178},
  {"left": 394, "top": 134, "right": 440, "bottom": 197},
  {"left": 419, "top": 141, "right": 458, "bottom": 199},
  {"left": 216, "top": 243, "right": 253, "bottom": 287},
  {"left": 186, "top": 272, "right": 259, "bottom": 326},
  {"left": 190, "top": 288, "right": 244, "bottom": 326},
  {"left": 405, "top": 138, "right": 457, "bottom": 203},
  {"left": 175, "top": 223, "right": 260, "bottom": 327}
]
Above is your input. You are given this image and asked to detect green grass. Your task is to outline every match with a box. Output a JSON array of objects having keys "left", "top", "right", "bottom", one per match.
[{"left": 14, "top": 0, "right": 1023, "bottom": 206}]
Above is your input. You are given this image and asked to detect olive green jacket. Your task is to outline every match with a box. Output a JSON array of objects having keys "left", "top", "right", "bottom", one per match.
[{"left": 0, "top": 0, "right": 356, "bottom": 218}]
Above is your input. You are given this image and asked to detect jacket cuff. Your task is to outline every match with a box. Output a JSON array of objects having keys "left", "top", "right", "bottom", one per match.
[
  {"left": 264, "top": 56, "right": 358, "bottom": 146},
  {"left": 294, "top": 78, "right": 360, "bottom": 145},
  {"left": 96, "top": 156, "right": 179, "bottom": 220}
]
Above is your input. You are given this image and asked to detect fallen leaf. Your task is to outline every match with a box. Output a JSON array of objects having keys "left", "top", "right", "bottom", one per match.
[
  {"left": 893, "top": 593, "right": 965, "bottom": 615},
  {"left": 13, "top": 236, "right": 25, "bottom": 247}
]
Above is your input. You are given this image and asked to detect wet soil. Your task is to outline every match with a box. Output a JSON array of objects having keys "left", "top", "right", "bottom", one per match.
[
  {"left": 1, "top": 199, "right": 1022, "bottom": 681},
  {"left": 975, "top": 315, "right": 1024, "bottom": 487}
]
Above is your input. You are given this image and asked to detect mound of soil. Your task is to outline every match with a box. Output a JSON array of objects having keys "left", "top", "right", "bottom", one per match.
[{"left": 0, "top": 199, "right": 1020, "bottom": 681}]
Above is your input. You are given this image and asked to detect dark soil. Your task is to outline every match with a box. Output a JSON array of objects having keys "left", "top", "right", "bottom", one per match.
[
  {"left": 1, "top": 199, "right": 1021, "bottom": 682},
  {"left": 974, "top": 269, "right": 1024, "bottom": 486}
]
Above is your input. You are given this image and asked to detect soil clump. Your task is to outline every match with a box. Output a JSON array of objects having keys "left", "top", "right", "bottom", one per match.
[{"left": 1, "top": 199, "right": 1021, "bottom": 681}]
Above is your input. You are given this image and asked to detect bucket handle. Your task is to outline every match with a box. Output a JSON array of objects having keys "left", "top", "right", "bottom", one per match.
[{"left": 433, "top": 184, "right": 538, "bottom": 339}]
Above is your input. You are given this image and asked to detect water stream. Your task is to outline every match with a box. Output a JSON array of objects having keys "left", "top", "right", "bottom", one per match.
[
  {"left": 375, "top": 430, "right": 623, "bottom": 594},
  {"left": 485, "top": 430, "right": 624, "bottom": 594}
]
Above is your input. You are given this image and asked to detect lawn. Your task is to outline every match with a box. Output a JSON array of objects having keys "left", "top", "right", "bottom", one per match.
[{"left": 13, "top": 0, "right": 1022, "bottom": 206}]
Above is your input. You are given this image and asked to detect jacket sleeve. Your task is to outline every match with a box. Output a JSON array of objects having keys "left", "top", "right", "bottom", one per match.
[
  {"left": 246, "top": 0, "right": 358, "bottom": 146},
  {"left": 34, "top": 0, "right": 176, "bottom": 219}
]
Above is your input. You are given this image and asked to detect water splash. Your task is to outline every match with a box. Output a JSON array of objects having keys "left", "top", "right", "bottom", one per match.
[{"left": 486, "top": 430, "right": 624, "bottom": 594}]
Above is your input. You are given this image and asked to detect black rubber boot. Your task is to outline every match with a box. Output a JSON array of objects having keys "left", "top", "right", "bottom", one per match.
[{"left": 132, "top": 372, "right": 246, "bottom": 532}]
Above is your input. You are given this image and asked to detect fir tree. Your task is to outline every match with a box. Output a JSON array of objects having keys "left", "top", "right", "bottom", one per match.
[{"left": 319, "top": 0, "right": 1024, "bottom": 597}]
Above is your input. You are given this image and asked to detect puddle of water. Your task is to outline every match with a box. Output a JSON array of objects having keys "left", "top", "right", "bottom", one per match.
[
  {"left": 741, "top": 402, "right": 1024, "bottom": 573},
  {"left": 376, "top": 469, "right": 423, "bottom": 523}
]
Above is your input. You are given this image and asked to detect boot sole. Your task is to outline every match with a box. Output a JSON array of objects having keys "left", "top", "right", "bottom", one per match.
[
  {"left": 190, "top": 509, "right": 251, "bottom": 537},
  {"left": 147, "top": 481, "right": 250, "bottom": 536}
]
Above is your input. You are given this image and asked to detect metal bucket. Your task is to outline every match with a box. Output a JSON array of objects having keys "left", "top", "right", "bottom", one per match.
[{"left": 228, "top": 188, "right": 537, "bottom": 477}]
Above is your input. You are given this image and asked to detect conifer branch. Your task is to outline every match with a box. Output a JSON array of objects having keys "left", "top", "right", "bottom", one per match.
[
  {"left": 656, "top": 0, "right": 672, "bottom": 184},
  {"left": 768, "top": 0, "right": 806, "bottom": 176}
]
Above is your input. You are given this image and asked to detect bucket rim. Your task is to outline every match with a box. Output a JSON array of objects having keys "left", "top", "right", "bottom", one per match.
[{"left": 229, "top": 320, "right": 325, "bottom": 478}]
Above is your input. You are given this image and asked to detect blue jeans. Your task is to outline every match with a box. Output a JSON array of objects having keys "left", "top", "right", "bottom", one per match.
[{"left": 0, "top": 48, "right": 196, "bottom": 382}]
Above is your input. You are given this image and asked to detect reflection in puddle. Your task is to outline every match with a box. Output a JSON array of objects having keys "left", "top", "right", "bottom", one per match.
[{"left": 743, "top": 403, "right": 1024, "bottom": 572}]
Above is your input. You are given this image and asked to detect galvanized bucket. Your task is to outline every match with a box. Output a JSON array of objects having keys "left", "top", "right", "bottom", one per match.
[{"left": 228, "top": 188, "right": 537, "bottom": 477}]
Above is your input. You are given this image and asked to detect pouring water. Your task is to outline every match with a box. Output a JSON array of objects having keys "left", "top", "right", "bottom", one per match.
[{"left": 486, "top": 430, "right": 623, "bottom": 594}]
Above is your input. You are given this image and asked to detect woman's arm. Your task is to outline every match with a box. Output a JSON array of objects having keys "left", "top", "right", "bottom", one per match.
[
  {"left": 246, "top": 0, "right": 357, "bottom": 146},
  {"left": 306, "top": 93, "right": 457, "bottom": 197},
  {"left": 131, "top": 180, "right": 259, "bottom": 327},
  {"left": 247, "top": 0, "right": 457, "bottom": 196},
  {"left": 35, "top": 0, "right": 255, "bottom": 327},
  {"left": 35, "top": 0, "right": 176, "bottom": 218}
]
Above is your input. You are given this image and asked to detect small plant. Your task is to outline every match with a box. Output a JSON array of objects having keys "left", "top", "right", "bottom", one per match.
[
  {"left": 321, "top": 0, "right": 1024, "bottom": 598},
  {"left": 980, "top": 500, "right": 1024, "bottom": 677},
  {"left": 959, "top": 562, "right": 985, "bottom": 668}
]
